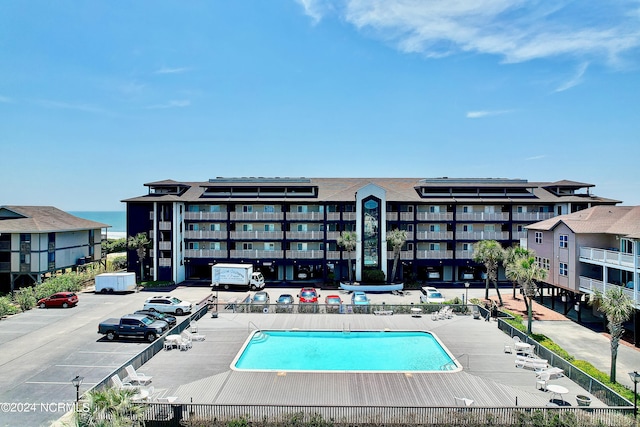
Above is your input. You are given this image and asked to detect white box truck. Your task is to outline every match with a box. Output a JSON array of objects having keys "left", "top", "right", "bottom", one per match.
[
  {"left": 211, "top": 263, "right": 265, "bottom": 290},
  {"left": 95, "top": 272, "right": 137, "bottom": 293}
]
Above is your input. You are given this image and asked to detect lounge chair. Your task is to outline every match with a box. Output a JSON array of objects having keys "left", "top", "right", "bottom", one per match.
[
  {"left": 536, "top": 367, "right": 565, "bottom": 379},
  {"left": 454, "top": 397, "right": 474, "bottom": 406},
  {"left": 515, "top": 356, "right": 548, "bottom": 370},
  {"left": 125, "top": 365, "right": 153, "bottom": 385},
  {"left": 110, "top": 374, "right": 138, "bottom": 391},
  {"left": 182, "top": 329, "right": 205, "bottom": 341}
]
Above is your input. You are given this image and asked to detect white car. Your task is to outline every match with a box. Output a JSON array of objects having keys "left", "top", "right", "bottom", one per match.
[
  {"left": 143, "top": 296, "right": 193, "bottom": 315},
  {"left": 419, "top": 287, "right": 446, "bottom": 304}
]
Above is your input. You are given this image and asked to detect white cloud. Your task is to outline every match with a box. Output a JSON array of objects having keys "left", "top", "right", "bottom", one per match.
[
  {"left": 300, "top": 1, "right": 640, "bottom": 66},
  {"left": 145, "top": 100, "right": 191, "bottom": 109},
  {"left": 525, "top": 155, "right": 546, "bottom": 161},
  {"left": 155, "top": 67, "right": 190, "bottom": 74},
  {"left": 555, "top": 62, "right": 589, "bottom": 92},
  {"left": 466, "top": 109, "right": 512, "bottom": 119}
]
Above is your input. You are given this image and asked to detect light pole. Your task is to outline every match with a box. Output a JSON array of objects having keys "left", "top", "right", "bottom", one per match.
[
  {"left": 464, "top": 282, "right": 470, "bottom": 305},
  {"left": 212, "top": 282, "right": 219, "bottom": 318},
  {"left": 629, "top": 371, "right": 639, "bottom": 419},
  {"left": 71, "top": 375, "right": 83, "bottom": 407}
]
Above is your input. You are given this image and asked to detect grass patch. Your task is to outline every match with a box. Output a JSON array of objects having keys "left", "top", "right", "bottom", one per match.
[{"left": 140, "top": 281, "right": 175, "bottom": 289}]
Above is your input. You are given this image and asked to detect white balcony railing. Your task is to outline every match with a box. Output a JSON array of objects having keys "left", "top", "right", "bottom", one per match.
[
  {"left": 386, "top": 251, "right": 413, "bottom": 260},
  {"left": 286, "top": 231, "right": 325, "bottom": 240},
  {"left": 184, "top": 230, "right": 228, "bottom": 239},
  {"left": 287, "top": 212, "right": 324, "bottom": 221},
  {"left": 579, "top": 247, "right": 640, "bottom": 269},
  {"left": 386, "top": 212, "right": 398, "bottom": 221},
  {"left": 326, "top": 251, "right": 341, "bottom": 260},
  {"left": 416, "top": 250, "right": 453, "bottom": 259},
  {"left": 455, "top": 250, "right": 474, "bottom": 259},
  {"left": 230, "top": 231, "right": 284, "bottom": 240},
  {"left": 416, "top": 231, "right": 453, "bottom": 240},
  {"left": 326, "top": 231, "right": 341, "bottom": 240},
  {"left": 158, "top": 258, "right": 171, "bottom": 267},
  {"left": 158, "top": 241, "right": 172, "bottom": 250},
  {"left": 342, "top": 212, "right": 356, "bottom": 221},
  {"left": 416, "top": 212, "right": 453, "bottom": 221},
  {"left": 230, "top": 250, "right": 284, "bottom": 259},
  {"left": 158, "top": 221, "right": 172, "bottom": 231},
  {"left": 286, "top": 250, "right": 325, "bottom": 259},
  {"left": 184, "top": 249, "right": 228, "bottom": 258},
  {"left": 512, "top": 212, "right": 554, "bottom": 221},
  {"left": 456, "top": 212, "right": 509, "bottom": 221},
  {"left": 230, "top": 212, "right": 284, "bottom": 221},
  {"left": 579, "top": 276, "right": 638, "bottom": 306},
  {"left": 456, "top": 231, "right": 509, "bottom": 240},
  {"left": 184, "top": 211, "right": 228, "bottom": 220},
  {"left": 327, "top": 212, "right": 341, "bottom": 221}
]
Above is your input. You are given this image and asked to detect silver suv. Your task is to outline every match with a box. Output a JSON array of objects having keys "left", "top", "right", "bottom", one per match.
[{"left": 143, "top": 296, "right": 193, "bottom": 315}]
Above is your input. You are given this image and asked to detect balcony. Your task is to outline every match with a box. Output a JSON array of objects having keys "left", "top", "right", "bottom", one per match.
[
  {"left": 286, "top": 250, "right": 325, "bottom": 259},
  {"left": 230, "top": 231, "right": 284, "bottom": 240},
  {"left": 342, "top": 212, "right": 356, "bottom": 221},
  {"left": 184, "top": 249, "right": 228, "bottom": 258},
  {"left": 416, "top": 212, "right": 453, "bottom": 221},
  {"left": 416, "top": 250, "right": 453, "bottom": 260},
  {"left": 455, "top": 250, "right": 474, "bottom": 259},
  {"left": 416, "top": 231, "right": 453, "bottom": 240},
  {"left": 286, "top": 231, "right": 325, "bottom": 240},
  {"left": 386, "top": 212, "right": 398, "bottom": 221},
  {"left": 326, "top": 231, "right": 341, "bottom": 240},
  {"left": 512, "top": 212, "right": 554, "bottom": 221},
  {"left": 287, "top": 212, "right": 324, "bottom": 221},
  {"left": 230, "top": 250, "right": 284, "bottom": 259},
  {"left": 184, "top": 211, "right": 228, "bottom": 220},
  {"left": 386, "top": 250, "right": 413, "bottom": 260},
  {"left": 512, "top": 231, "right": 527, "bottom": 240},
  {"left": 579, "top": 276, "right": 637, "bottom": 305},
  {"left": 456, "top": 231, "right": 509, "bottom": 240},
  {"left": 184, "top": 230, "right": 228, "bottom": 239},
  {"left": 327, "top": 212, "right": 341, "bottom": 221},
  {"left": 158, "top": 258, "right": 171, "bottom": 267},
  {"left": 326, "top": 251, "right": 341, "bottom": 260},
  {"left": 579, "top": 247, "right": 640, "bottom": 269},
  {"left": 158, "top": 241, "right": 172, "bottom": 250},
  {"left": 159, "top": 221, "right": 172, "bottom": 231},
  {"left": 0, "top": 262, "right": 10, "bottom": 271},
  {"left": 230, "top": 212, "right": 284, "bottom": 221},
  {"left": 456, "top": 212, "right": 509, "bottom": 221}
]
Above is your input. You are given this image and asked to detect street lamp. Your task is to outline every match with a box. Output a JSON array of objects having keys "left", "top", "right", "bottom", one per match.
[
  {"left": 71, "top": 375, "right": 83, "bottom": 406},
  {"left": 629, "top": 371, "right": 640, "bottom": 419},
  {"left": 464, "top": 282, "right": 470, "bottom": 305}
]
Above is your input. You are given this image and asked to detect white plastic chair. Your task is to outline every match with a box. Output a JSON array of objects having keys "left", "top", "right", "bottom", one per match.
[{"left": 125, "top": 365, "right": 153, "bottom": 385}]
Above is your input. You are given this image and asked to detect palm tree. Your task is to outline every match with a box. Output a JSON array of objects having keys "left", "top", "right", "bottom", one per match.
[
  {"left": 127, "top": 233, "right": 150, "bottom": 283},
  {"left": 588, "top": 287, "right": 634, "bottom": 383},
  {"left": 503, "top": 245, "right": 534, "bottom": 299},
  {"left": 473, "top": 240, "right": 504, "bottom": 305},
  {"left": 387, "top": 229, "right": 408, "bottom": 283},
  {"left": 337, "top": 231, "right": 357, "bottom": 284},
  {"left": 76, "top": 387, "right": 145, "bottom": 426},
  {"left": 505, "top": 255, "right": 547, "bottom": 335}
]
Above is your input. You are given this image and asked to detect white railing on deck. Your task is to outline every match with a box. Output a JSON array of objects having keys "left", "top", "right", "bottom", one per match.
[{"left": 579, "top": 247, "right": 639, "bottom": 269}]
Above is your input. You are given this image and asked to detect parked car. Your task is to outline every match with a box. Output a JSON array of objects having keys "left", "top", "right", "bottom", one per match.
[
  {"left": 420, "top": 286, "right": 445, "bottom": 304},
  {"left": 37, "top": 292, "right": 78, "bottom": 309},
  {"left": 251, "top": 291, "right": 270, "bottom": 305},
  {"left": 351, "top": 291, "right": 369, "bottom": 305},
  {"left": 276, "top": 294, "right": 294, "bottom": 313},
  {"left": 143, "top": 296, "right": 193, "bottom": 315},
  {"left": 297, "top": 287, "right": 320, "bottom": 304},
  {"left": 134, "top": 309, "right": 177, "bottom": 327},
  {"left": 324, "top": 295, "right": 343, "bottom": 313}
]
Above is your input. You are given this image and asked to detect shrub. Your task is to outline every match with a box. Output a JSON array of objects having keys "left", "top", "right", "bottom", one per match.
[
  {"left": 13, "top": 287, "right": 37, "bottom": 312},
  {"left": 102, "top": 238, "right": 127, "bottom": 254},
  {"left": 109, "top": 256, "right": 127, "bottom": 271},
  {"left": 0, "top": 296, "right": 18, "bottom": 317},
  {"left": 363, "top": 269, "right": 385, "bottom": 283}
]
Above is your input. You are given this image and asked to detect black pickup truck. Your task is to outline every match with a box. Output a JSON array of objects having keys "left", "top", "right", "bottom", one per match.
[{"left": 98, "top": 314, "right": 169, "bottom": 342}]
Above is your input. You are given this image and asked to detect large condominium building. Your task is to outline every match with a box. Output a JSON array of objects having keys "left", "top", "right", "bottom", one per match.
[
  {"left": 0, "top": 206, "right": 109, "bottom": 293},
  {"left": 123, "top": 177, "right": 618, "bottom": 286},
  {"left": 526, "top": 206, "right": 639, "bottom": 347}
]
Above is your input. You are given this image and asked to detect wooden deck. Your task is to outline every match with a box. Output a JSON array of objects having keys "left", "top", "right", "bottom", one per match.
[{"left": 142, "top": 312, "right": 606, "bottom": 408}]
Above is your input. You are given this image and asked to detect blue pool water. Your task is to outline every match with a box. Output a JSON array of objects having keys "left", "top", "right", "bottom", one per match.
[{"left": 232, "top": 330, "right": 459, "bottom": 372}]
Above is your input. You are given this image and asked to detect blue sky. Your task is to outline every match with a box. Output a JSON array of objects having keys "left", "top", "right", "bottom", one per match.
[{"left": 1, "top": 0, "right": 639, "bottom": 211}]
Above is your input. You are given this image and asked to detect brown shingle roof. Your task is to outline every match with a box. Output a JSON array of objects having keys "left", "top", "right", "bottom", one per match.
[
  {"left": 526, "top": 206, "right": 640, "bottom": 238},
  {"left": 0, "top": 206, "right": 109, "bottom": 233}
]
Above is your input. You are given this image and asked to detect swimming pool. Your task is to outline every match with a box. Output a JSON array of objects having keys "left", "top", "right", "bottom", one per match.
[{"left": 232, "top": 330, "right": 460, "bottom": 372}]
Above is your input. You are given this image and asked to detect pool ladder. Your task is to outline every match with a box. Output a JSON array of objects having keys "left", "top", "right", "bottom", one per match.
[{"left": 342, "top": 323, "right": 351, "bottom": 334}]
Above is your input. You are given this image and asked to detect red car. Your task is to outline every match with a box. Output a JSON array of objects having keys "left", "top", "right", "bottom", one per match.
[
  {"left": 37, "top": 292, "right": 78, "bottom": 308},
  {"left": 297, "top": 287, "right": 320, "bottom": 303}
]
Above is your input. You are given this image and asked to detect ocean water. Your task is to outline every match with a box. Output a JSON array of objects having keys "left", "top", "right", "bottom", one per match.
[{"left": 69, "top": 211, "right": 126, "bottom": 233}]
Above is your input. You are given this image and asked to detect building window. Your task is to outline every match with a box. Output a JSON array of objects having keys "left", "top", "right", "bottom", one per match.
[
  {"left": 242, "top": 224, "right": 253, "bottom": 231},
  {"left": 263, "top": 205, "right": 274, "bottom": 213},
  {"left": 517, "top": 225, "right": 524, "bottom": 232},
  {"left": 429, "top": 205, "right": 440, "bottom": 213},
  {"left": 429, "top": 243, "right": 440, "bottom": 251},
  {"left": 559, "top": 234, "right": 568, "bottom": 248},
  {"left": 463, "top": 224, "right": 473, "bottom": 232},
  {"left": 264, "top": 242, "right": 275, "bottom": 251},
  {"left": 242, "top": 243, "right": 253, "bottom": 250},
  {"left": 535, "top": 232, "right": 543, "bottom": 244},
  {"left": 211, "top": 224, "right": 220, "bottom": 231},
  {"left": 484, "top": 224, "right": 495, "bottom": 232},
  {"left": 462, "top": 243, "right": 472, "bottom": 251},
  {"left": 429, "top": 224, "right": 440, "bottom": 232},
  {"left": 264, "top": 224, "right": 275, "bottom": 232},
  {"left": 559, "top": 263, "right": 568, "bottom": 276},
  {"left": 242, "top": 205, "right": 253, "bottom": 213}
]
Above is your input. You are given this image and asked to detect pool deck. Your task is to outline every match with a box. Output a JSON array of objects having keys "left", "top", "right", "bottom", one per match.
[{"left": 138, "top": 311, "right": 606, "bottom": 408}]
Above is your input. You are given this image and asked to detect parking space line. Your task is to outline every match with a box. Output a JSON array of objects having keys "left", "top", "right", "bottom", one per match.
[
  {"left": 77, "top": 351, "right": 139, "bottom": 355},
  {"left": 54, "top": 364, "right": 119, "bottom": 368}
]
